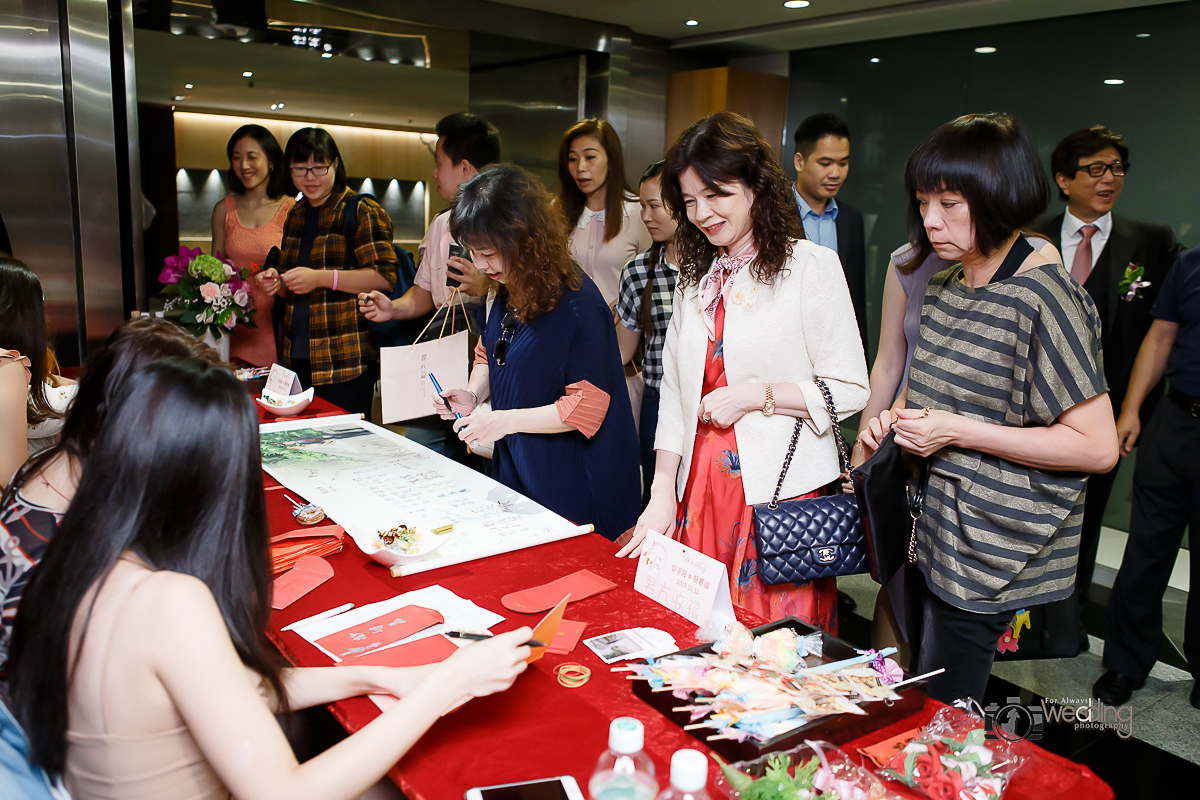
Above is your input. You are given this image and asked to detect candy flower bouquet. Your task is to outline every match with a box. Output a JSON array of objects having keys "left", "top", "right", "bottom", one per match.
[{"left": 158, "top": 246, "right": 254, "bottom": 340}]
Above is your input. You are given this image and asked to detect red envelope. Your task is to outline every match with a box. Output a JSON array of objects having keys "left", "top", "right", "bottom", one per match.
[
  {"left": 526, "top": 594, "right": 570, "bottom": 664},
  {"left": 269, "top": 525, "right": 345, "bottom": 575},
  {"left": 501, "top": 569, "right": 616, "bottom": 613},
  {"left": 315, "top": 605, "right": 443, "bottom": 661},
  {"left": 545, "top": 619, "right": 587, "bottom": 655},
  {"left": 343, "top": 634, "right": 459, "bottom": 667},
  {"left": 271, "top": 556, "right": 334, "bottom": 609}
]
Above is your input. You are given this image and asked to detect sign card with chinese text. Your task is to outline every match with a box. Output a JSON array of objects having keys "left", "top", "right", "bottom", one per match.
[
  {"left": 633, "top": 532, "right": 735, "bottom": 628},
  {"left": 264, "top": 363, "right": 302, "bottom": 396}
]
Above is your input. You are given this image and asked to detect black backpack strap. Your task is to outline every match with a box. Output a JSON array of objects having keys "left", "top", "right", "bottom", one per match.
[{"left": 340, "top": 192, "right": 372, "bottom": 270}]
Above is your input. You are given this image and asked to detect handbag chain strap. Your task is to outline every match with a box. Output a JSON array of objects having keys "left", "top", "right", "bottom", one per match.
[{"left": 767, "top": 378, "right": 847, "bottom": 510}]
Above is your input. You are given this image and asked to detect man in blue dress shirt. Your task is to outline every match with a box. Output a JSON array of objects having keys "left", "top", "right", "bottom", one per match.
[{"left": 792, "top": 113, "right": 867, "bottom": 350}]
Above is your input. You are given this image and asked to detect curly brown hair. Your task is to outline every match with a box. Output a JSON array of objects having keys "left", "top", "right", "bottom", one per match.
[
  {"left": 557, "top": 118, "right": 636, "bottom": 242},
  {"left": 661, "top": 112, "right": 804, "bottom": 289},
  {"left": 451, "top": 165, "right": 581, "bottom": 321}
]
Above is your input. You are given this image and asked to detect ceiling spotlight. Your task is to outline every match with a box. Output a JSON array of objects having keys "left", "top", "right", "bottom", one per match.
[
  {"left": 270, "top": 103, "right": 278, "bottom": 110},
  {"left": 277, "top": 102, "right": 284, "bottom": 108},
  {"left": 870, "top": 57, "right": 880, "bottom": 63},
  {"left": 974, "top": 46, "right": 997, "bottom": 54},
  {"left": 242, "top": 71, "right": 253, "bottom": 77},
  {"left": 1136, "top": 33, "right": 1150, "bottom": 38},
  {"left": 321, "top": 52, "right": 332, "bottom": 58},
  {"left": 185, "top": 83, "right": 194, "bottom": 89},
  {"left": 172, "top": 95, "right": 187, "bottom": 101},
  {"left": 324, "top": 43, "right": 333, "bottom": 51},
  {"left": 783, "top": 1, "right": 810, "bottom": 7},
  {"left": 685, "top": 19, "right": 699, "bottom": 27},
  {"left": 1104, "top": 79, "right": 1125, "bottom": 85}
]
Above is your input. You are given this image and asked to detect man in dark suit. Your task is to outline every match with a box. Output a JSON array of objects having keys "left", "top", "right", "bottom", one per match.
[
  {"left": 1036, "top": 125, "right": 1183, "bottom": 611},
  {"left": 792, "top": 114, "right": 867, "bottom": 350}
]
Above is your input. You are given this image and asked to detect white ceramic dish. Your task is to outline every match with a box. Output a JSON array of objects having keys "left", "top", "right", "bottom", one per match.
[
  {"left": 367, "top": 532, "right": 452, "bottom": 567},
  {"left": 255, "top": 387, "right": 315, "bottom": 416}
]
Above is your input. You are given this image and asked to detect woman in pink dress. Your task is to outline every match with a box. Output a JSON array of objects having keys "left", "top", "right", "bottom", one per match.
[
  {"left": 211, "top": 125, "right": 295, "bottom": 365},
  {"left": 618, "top": 113, "right": 869, "bottom": 630}
]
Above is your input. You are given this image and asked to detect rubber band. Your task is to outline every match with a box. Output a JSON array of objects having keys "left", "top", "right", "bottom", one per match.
[{"left": 555, "top": 662, "right": 591, "bottom": 688}]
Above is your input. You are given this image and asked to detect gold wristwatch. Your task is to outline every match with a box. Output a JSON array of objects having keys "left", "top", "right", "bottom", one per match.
[{"left": 762, "top": 383, "right": 776, "bottom": 416}]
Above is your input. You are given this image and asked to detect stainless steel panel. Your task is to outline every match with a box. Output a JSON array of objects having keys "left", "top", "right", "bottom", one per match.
[
  {"left": 64, "top": 0, "right": 125, "bottom": 347},
  {"left": 0, "top": 0, "right": 81, "bottom": 354},
  {"left": 118, "top": 0, "right": 145, "bottom": 310}
]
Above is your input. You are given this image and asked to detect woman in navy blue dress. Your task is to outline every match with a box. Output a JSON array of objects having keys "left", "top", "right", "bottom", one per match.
[{"left": 433, "top": 165, "right": 640, "bottom": 540}]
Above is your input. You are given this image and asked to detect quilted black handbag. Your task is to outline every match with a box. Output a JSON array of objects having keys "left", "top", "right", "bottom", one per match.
[
  {"left": 852, "top": 430, "right": 930, "bottom": 584},
  {"left": 752, "top": 379, "right": 869, "bottom": 585}
]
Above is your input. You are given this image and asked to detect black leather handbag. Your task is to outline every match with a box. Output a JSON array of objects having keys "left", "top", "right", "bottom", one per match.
[
  {"left": 852, "top": 430, "right": 930, "bottom": 584},
  {"left": 752, "top": 379, "right": 869, "bottom": 585}
]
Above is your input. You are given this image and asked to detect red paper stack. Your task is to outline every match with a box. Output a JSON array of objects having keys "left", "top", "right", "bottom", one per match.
[{"left": 269, "top": 525, "right": 346, "bottom": 575}]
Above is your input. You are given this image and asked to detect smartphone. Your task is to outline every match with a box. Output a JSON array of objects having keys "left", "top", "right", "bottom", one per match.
[
  {"left": 447, "top": 242, "right": 473, "bottom": 287},
  {"left": 463, "top": 776, "right": 584, "bottom": 800}
]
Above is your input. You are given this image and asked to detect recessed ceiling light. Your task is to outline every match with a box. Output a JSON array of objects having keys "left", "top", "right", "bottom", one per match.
[
  {"left": 277, "top": 103, "right": 284, "bottom": 108},
  {"left": 270, "top": 104, "right": 278, "bottom": 110},
  {"left": 242, "top": 71, "right": 253, "bottom": 77},
  {"left": 974, "top": 46, "right": 997, "bottom": 54},
  {"left": 184, "top": 83, "right": 194, "bottom": 89},
  {"left": 685, "top": 19, "right": 699, "bottom": 26},
  {"left": 1136, "top": 33, "right": 1150, "bottom": 38},
  {"left": 1104, "top": 79, "right": 1125, "bottom": 85},
  {"left": 870, "top": 57, "right": 880, "bottom": 63},
  {"left": 321, "top": 52, "right": 332, "bottom": 58},
  {"left": 172, "top": 95, "right": 186, "bottom": 101},
  {"left": 783, "top": 1, "right": 810, "bottom": 8}
]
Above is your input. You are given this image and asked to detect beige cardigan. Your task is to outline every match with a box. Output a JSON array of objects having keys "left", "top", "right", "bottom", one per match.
[
  {"left": 569, "top": 200, "right": 652, "bottom": 305},
  {"left": 656, "top": 239, "right": 869, "bottom": 505}
]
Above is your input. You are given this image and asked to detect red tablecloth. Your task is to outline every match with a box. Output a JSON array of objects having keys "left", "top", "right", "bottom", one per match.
[
  {"left": 263, "top": 463, "right": 1112, "bottom": 800},
  {"left": 256, "top": 393, "right": 354, "bottom": 425}
]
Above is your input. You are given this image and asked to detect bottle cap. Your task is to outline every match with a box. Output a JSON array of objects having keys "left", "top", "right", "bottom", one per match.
[
  {"left": 670, "top": 749, "right": 708, "bottom": 793},
  {"left": 608, "top": 717, "right": 644, "bottom": 754}
]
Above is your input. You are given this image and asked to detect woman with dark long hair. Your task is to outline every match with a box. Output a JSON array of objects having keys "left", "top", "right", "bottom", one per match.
[
  {"left": 9, "top": 358, "right": 530, "bottom": 800},
  {"left": 0, "top": 258, "right": 61, "bottom": 488},
  {"left": 616, "top": 113, "right": 869, "bottom": 628},
  {"left": 858, "top": 113, "right": 1117, "bottom": 703},
  {"left": 435, "top": 165, "right": 640, "bottom": 540},
  {"left": 211, "top": 124, "right": 295, "bottom": 366},
  {"left": 557, "top": 119, "right": 651, "bottom": 305},
  {"left": 0, "top": 317, "right": 216, "bottom": 676},
  {"left": 256, "top": 127, "right": 398, "bottom": 415}
]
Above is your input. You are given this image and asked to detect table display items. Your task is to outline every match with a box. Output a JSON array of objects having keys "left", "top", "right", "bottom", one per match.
[
  {"left": 628, "top": 619, "right": 927, "bottom": 762},
  {"left": 589, "top": 717, "right": 659, "bottom": 800},
  {"left": 656, "top": 749, "right": 711, "bottom": 800},
  {"left": 877, "top": 703, "right": 1026, "bottom": 800},
  {"left": 158, "top": 245, "right": 254, "bottom": 351},
  {"left": 712, "top": 740, "right": 893, "bottom": 800}
]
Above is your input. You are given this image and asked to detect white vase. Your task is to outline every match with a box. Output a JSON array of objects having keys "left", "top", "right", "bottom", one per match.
[{"left": 201, "top": 329, "right": 233, "bottom": 362}]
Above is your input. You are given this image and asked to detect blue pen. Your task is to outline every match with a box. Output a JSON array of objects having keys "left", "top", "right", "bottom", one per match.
[{"left": 427, "top": 372, "right": 460, "bottom": 419}]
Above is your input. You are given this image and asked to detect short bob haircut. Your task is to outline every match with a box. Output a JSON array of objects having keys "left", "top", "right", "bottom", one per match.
[
  {"left": 284, "top": 127, "right": 347, "bottom": 194},
  {"left": 451, "top": 165, "right": 579, "bottom": 322},
  {"left": 436, "top": 112, "right": 501, "bottom": 172},
  {"left": 1050, "top": 125, "right": 1129, "bottom": 201},
  {"left": 225, "top": 124, "right": 290, "bottom": 199},
  {"left": 0, "top": 257, "right": 57, "bottom": 425},
  {"left": 557, "top": 118, "right": 635, "bottom": 243},
  {"left": 660, "top": 112, "right": 803, "bottom": 289},
  {"left": 10, "top": 358, "right": 284, "bottom": 778},
  {"left": 904, "top": 112, "right": 1050, "bottom": 264}
]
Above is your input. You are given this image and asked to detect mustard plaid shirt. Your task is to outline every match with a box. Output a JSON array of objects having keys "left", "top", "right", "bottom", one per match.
[{"left": 279, "top": 188, "right": 399, "bottom": 384}]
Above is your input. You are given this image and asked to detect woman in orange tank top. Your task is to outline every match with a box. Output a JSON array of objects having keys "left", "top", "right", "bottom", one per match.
[
  {"left": 211, "top": 125, "right": 295, "bottom": 366},
  {"left": 9, "top": 359, "right": 532, "bottom": 800}
]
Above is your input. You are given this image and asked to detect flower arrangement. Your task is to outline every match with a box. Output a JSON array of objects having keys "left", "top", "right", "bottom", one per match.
[
  {"left": 1119, "top": 262, "right": 1151, "bottom": 301},
  {"left": 158, "top": 246, "right": 255, "bottom": 338},
  {"left": 713, "top": 740, "right": 890, "bottom": 800}
]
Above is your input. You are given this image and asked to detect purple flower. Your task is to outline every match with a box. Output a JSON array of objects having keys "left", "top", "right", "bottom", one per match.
[{"left": 159, "top": 245, "right": 202, "bottom": 285}]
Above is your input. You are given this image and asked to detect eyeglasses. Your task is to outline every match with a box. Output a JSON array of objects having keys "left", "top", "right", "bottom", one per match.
[
  {"left": 492, "top": 312, "right": 519, "bottom": 367},
  {"left": 1073, "top": 161, "right": 1128, "bottom": 178},
  {"left": 290, "top": 163, "right": 334, "bottom": 178}
]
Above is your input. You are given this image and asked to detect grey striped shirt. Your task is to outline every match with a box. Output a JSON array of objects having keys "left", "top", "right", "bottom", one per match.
[{"left": 908, "top": 262, "right": 1107, "bottom": 612}]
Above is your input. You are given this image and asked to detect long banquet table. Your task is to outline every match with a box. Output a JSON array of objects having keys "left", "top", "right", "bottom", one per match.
[{"left": 259, "top": 400, "right": 1112, "bottom": 800}]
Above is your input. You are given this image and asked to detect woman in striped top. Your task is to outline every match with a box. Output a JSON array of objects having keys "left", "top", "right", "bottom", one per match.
[{"left": 859, "top": 114, "right": 1118, "bottom": 704}]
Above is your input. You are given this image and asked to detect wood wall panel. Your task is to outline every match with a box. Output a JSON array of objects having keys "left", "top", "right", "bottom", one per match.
[{"left": 665, "top": 67, "right": 788, "bottom": 157}]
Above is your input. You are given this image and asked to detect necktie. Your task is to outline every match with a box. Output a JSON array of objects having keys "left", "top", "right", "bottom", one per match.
[{"left": 1071, "top": 224, "right": 1099, "bottom": 284}]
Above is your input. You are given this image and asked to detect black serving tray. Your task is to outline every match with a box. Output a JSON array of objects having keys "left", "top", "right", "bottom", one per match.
[{"left": 630, "top": 616, "right": 927, "bottom": 762}]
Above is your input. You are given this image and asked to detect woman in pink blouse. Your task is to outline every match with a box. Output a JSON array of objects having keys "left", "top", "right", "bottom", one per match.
[
  {"left": 557, "top": 119, "right": 651, "bottom": 306},
  {"left": 211, "top": 125, "right": 295, "bottom": 365}
]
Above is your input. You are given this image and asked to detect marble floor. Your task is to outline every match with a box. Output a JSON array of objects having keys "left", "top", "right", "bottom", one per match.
[{"left": 835, "top": 528, "right": 1199, "bottom": 797}]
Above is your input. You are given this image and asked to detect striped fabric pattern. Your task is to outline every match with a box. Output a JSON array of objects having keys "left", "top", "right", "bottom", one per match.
[{"left": 907, "top": 262, "right": 1107, "bottom": 612}]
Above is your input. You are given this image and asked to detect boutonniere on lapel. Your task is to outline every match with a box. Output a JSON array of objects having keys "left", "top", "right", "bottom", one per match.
[{"left": 1119, "top": 263, "right": 1151, "bottom": 301}]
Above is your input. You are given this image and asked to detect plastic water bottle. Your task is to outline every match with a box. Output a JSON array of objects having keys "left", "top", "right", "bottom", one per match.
[
  {"left": 588, "top": 717, "right": 658, "bottom": 800},
  {"left": 654, "top": 749, "right": 710, "bottom": 800}
]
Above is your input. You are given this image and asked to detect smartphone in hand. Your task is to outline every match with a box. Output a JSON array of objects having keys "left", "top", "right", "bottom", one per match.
[{"left": 447, "top": 242, "right": 472, "bottom": 287}]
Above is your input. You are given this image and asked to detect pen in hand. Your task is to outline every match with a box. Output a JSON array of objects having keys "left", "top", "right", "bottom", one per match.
[
  {"left": 427, "top": 371, "right": 460, "bottom": 420},
  {"left": 446, "top": 631, "right": 546, "bottom": 647}
]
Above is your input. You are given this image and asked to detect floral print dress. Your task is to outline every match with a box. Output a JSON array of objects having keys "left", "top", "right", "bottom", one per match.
[{"left": 676, "top": 300, "right": 838, "bottom": 631}]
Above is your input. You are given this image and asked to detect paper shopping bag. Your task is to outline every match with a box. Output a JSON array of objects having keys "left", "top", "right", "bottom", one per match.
[{"left": 380, "top": 330, "right": 469, "bottom": 424}]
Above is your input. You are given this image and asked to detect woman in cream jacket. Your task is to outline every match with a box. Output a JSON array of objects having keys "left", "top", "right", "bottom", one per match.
[{"left": 618, "top": 112, "right": 868, "bottom": 627}]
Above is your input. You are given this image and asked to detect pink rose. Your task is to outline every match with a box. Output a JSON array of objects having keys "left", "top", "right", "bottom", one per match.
[
  {"left": 223, "top": 263, "right": 235, "bottom": 277},
  {"left": 200, "top": 282, "right": 221, "bottom": 302},
  {"left": 223, "top": 316, "right": 237, "bottom": 329},
  {"left": 233, "top": 288, "right": 250, "bottom": 307}
]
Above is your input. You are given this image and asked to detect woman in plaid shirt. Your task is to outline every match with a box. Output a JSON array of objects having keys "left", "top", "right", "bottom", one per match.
[{"left": 257, "top": 128, "right": 398, "bottom": 415}]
